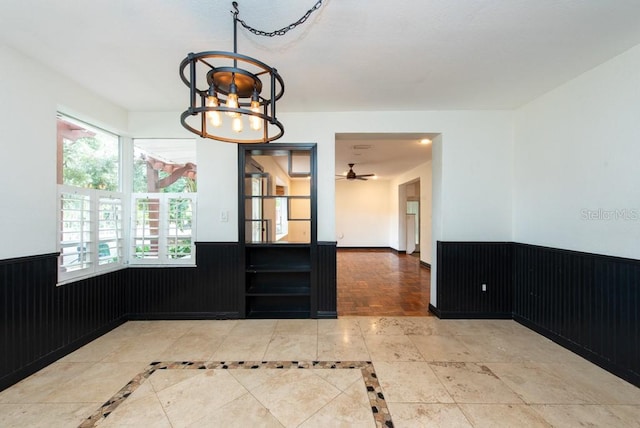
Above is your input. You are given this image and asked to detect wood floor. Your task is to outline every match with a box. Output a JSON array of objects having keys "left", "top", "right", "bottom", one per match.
[{"left": 337, "top": 249, "right": 432, "bottom": 316}]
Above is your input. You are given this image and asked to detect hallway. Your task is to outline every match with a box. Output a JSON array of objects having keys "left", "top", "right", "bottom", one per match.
[{"left": 337, "top": 250, "right": 431, "bottom": 316}]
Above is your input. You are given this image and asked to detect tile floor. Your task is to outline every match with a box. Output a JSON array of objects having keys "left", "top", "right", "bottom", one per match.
[{"left": 1, "top": 317, "right": 639, "bottom": 427}]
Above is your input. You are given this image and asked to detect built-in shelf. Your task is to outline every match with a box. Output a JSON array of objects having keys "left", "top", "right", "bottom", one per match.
[
  {"left": 239, "top": 144, "right": 317, "bottom": 318},
  {"left": 244, "top": 244, "right": 313, "bottom": 317},
  {"left": 246, "top": 266, "right": 311, "bottom": 273}
]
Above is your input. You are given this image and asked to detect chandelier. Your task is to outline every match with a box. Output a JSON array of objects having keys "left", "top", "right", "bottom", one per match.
[{"left": 179, "top": 1, "right": 322, "bottom": 143}]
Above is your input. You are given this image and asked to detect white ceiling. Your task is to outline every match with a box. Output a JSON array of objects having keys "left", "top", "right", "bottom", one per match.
[
  {"left": 335, "top": 133, "right": 435, "bottom": 180},
  {"left": 3, "top": 0, "right": 640, "bottom": 178}
]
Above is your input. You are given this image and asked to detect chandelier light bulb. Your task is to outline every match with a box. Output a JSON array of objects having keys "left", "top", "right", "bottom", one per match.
[
  {"left": 249, "top": 103, "right": 262, "bottom": 131},
  {"left": 249, "top": 91, "right": 262, "bottom": 131},
  {"left": 226, "top": 82, "right": 240, "bottom": 118},
  {"left": 206, "top": 95, "right": 222, "bottom": 127},
  {"left": 232, "top": 116, "right": 243, "bottom": 133}
]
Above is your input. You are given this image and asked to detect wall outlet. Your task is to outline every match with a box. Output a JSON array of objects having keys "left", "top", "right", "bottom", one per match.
[{"left": 482, "top": 283, "right": 487, "bottom": 292}]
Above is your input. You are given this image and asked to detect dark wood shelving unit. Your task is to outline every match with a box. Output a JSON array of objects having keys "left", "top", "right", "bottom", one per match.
[
  {"left": 244, "top": 243, "right": 313, "bottom": 318},
  {"left": 239, "top": 144, "right": 317, "bottom": 318}
]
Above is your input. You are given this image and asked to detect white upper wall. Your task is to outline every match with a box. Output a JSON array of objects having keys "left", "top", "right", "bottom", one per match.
[
  {"left": 335, "top": 179, "right": 393, "bottom": 247},
  {"left": 282, "top": 111, "right": 514, "bottom": 244},
  {"left": 0, "top": 43, "right": 128, "bottom": 260},
  {"left": 5, "top": 25, "right": 639, "bottom": 269},
  {"left": 132, "top": 110, "right": 514, "bottom": 246},
  {"left": 514, "top": 44, "right": 640, "bottom": 259},
  {"left": 1, "top": 41, "right": 515, "bottom": 263}
]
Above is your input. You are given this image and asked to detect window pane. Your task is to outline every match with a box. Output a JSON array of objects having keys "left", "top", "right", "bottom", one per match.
[
  {"left": 133, "top": 139, "right": 196, "bottom": 193},
  {"left": 133, "top": 197, "right": 160, "bottom": 259},
  {"left": 57, "top": 115, "right": 119, "bottom": 191},
  {"left": 167, "top": 197, "right": 193, "bottom": 260},
  {"left": 130, "top": 193, "right": 196, "bottom": 264},
  {"left": 275, "top": 196, "right": 288, "bottom": 239},
  {"left": 59, "top": 192, "right": 92, "bottom": 272},
  {"left": 289, "top": 198, "right": 311, "bottom": 220},
  {"left": 98, "top": 196, "right": 123, "bottom": 265},
  {"left": 289, "top": 150, "right": 311, "bottom": 176}
]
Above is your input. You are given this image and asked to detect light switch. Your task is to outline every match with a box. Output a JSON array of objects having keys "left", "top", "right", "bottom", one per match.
[{"left": 220, "top": 210, "right": 228, "bottom": 222}]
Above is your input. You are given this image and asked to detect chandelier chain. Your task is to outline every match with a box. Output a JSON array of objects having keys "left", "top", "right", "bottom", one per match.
[{"left": 232, "top": 0, "right": 323, "bottom": 37}]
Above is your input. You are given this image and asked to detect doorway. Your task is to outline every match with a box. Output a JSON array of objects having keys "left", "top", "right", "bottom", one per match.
[
  {"left": 334, "top": 133, "right": 434, "bottom": 316},
  {"left": 407, "top": 200, "right": 420, "bottom": 254},
  {"left": 399, "top": 179, "right": 421, "bottom": 255},
  {"left": 336, "top": 249, "right": 431, "bottom": 316}
]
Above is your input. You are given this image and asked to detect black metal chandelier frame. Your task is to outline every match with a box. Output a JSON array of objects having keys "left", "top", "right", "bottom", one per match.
[{"left": 179, "top": 1, "right": 321, "bottom": 144}]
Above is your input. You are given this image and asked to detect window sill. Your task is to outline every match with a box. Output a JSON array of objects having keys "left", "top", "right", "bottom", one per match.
[
  {"left": 57, "top": 264, "right": 127, "bottom": 286},
  {"left": 128, "top": 264, "right": 197, "bottom": 268}
]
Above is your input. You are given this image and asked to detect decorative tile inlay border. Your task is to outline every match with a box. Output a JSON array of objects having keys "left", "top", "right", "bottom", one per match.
[{"left": 79, "top": 360, "right": 393, "bottom": 428}]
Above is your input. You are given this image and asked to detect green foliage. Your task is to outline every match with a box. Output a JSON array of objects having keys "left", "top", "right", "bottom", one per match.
[
  {"left": 63, "top": 136, "right": 119, "bottom": 190},
  {"left": 132, "top": 158, "right": 148, "bottom": 193},
  {"left": 160, "top": 173, "right": 197, "bottom": 193},
  {"left": 134, "top": 244, "right": 191, "bottom": 259}
]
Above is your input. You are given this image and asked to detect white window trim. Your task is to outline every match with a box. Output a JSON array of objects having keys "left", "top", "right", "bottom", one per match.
[{"left": 130, "top": 193, "right": 197, "bottom": 266}]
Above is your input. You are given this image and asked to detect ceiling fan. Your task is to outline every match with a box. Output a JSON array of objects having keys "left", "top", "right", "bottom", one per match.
[{"left": 336, "top": 163, "right": 375, "bottom": 181}]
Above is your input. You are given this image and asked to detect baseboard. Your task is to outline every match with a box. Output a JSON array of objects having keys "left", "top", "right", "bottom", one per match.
[
  {"left": 337, "top": 247, "right": 391, "bottom": 252},
  {"left": 337, "top": 247, "right": 432, "bottom": 269},
  {"left": 428, "top": 304, "right": 511, "bottom": 319},
  {"left": 0, "top": 318, "right": 126, "bottom": 392},
  {"left": 126, "top": 312, "right": 241, "bottom": 320},
  {"left": 428, "top": 304, "right": 442, "bottom": 317},
  {"left": 316, "top": 311, "right": 338, "bottom": 319},
  {"left": 514, "top": 315, "right": 640, "bottom": 388}
]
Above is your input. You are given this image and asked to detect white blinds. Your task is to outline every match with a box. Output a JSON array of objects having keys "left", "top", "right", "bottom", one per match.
[
  {"left": 131, "top": 193, "right": 196, "bottom": 265},
  {"left": 58, "top": 186, "right": 124, "bottom": 283}
]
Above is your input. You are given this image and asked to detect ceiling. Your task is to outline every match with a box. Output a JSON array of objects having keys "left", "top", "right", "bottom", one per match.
[
  {"left": 335, "top": 133, "right": 435, "bottom": 180},
  {"left": 3, "top": 0, "right": 640, "bottom": 178}
]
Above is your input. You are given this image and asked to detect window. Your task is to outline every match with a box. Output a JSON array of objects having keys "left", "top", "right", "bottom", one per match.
[
  {"left": 242, "top": 148, "right": 313, "bottom": 243},
  {"left": 57, "top": 114, "right": 119, "bottom": 190},
  {"left": 131, "top": 194, "right": 196, "bottom": 263},
  {"left": 275, "top": 184, "right": 288, "bottom": 240},
  {"left": 131, "top": 139, "right": 197, "bottom": 265},
  {"left": 58, "top": 187, "right": 124, "bottom": 281},
  {"left": 250, "top": 176, "right": 264, "bottom": 242},
  {"left": 57, "top": 114, "right": 123, "bottom": 283}
]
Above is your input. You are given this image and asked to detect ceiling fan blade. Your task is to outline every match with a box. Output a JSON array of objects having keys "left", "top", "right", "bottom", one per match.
[
  {"left": 356, "top": 177, "right": 368, "bottom": 181},
  {"left": 357, "top": 173, "right": 375, "bottom": 178}
]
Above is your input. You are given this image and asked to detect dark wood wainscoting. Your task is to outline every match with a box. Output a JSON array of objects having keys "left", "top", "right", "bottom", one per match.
[
  {"left": 513, "top": 243, "right": 640, "bottom": 389},
  {"left": 128, "top": 242, "right": 241, "bottom": 319},
  {"left": 435, "top": 241, "right": 513, "bottom": 318},
  {"left": 1, "top": 241, "right": 337, "bottom": 391},
  {"left": 434, "top": 240, "right": 640, "bottom": 388},
  {"left": 316, "top": 242, "right": 337, "bottom": 318},
  {"left": 0, "top": 254, "right": 128, "bottom": 391}
]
